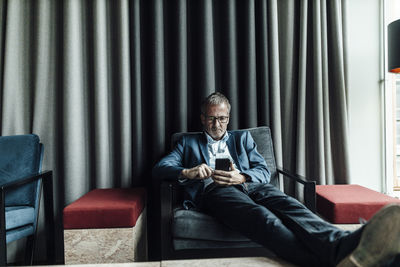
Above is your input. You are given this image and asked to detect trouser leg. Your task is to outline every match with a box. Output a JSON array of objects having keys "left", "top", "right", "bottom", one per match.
[
  {"left": 246, "top": 183, "right": 363, "bottom": 266},
  {"left": 201, "top": 184, "right": 321, "bottom": 266}
]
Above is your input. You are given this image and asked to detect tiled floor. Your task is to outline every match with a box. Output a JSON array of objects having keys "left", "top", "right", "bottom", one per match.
[
  {"left": 34, "top": 257, "right": 294, "bottom": 267},
  {"left": 34, "top": 263, "right": 159, "bottom": 267},
  {"left": 162, "top": 257, "right": 295, "bottom": 267},
  {"left": 43, "top": 225, "right": 362, "bottom": 267}
]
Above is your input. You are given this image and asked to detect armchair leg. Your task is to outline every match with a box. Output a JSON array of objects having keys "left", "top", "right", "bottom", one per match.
[
  {"left": 304, "top": 182, "right": 316, "bottom": 213},
  {"left": 43, "top": 172, "right": 55, "bottom": 264},
  {"left": 0, "top": 246, "right": 5, "bottom": 266},
  {"left": 25, "top": 235, "right": 34, "bottom": 265},
  {"left": 1, "top": 189, "right": 7, "bottom": 266},
  {"left": 0, "top": 235, "right": 6, "bottom": 266}
]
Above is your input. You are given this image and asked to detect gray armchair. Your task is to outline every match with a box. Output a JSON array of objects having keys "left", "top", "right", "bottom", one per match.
[{"left": 160, "top": 126, "right": 316, "bottom": 260}]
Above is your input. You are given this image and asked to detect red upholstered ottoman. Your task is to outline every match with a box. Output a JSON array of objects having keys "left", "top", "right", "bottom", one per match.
[
  {"left": 316, "top": 184, "right": 400, "bottom": 224},
  {"left": 63, "top": 188, "right": 147, "bottom": 264}
]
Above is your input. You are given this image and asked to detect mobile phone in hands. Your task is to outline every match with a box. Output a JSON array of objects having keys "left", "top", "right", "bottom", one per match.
[{"left": 215, "top": 158, "right": 231, "bottom": 171}]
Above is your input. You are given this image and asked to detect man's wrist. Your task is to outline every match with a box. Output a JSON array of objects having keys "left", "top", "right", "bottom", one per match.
[
  {"left": 180, "top": 169, "right": 187, "bottom": 179},
  {"left": 241, "top": 173, "right": 250, "bottom": 183}
]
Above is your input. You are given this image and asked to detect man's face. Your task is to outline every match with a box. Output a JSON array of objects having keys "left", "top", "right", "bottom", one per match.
[{"left": 201, "top": 103, "right": 230, "bottom": 140}]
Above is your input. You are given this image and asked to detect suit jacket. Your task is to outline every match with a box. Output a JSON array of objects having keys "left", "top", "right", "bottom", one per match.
[{"left": 153, "top": 130, "right": 270, "bottom": 207}]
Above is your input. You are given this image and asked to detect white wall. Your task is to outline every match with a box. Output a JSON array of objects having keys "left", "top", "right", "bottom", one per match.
[{"left": 347, "top": 0, "right": 384, "bottom": 191}]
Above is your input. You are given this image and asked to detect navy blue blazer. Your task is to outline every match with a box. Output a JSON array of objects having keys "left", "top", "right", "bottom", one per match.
[{"left": 153, "top": 130, "right": 271, "bottom": 207}]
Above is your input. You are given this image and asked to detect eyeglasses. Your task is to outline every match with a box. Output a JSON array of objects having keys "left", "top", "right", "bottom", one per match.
[{"left": 204, "top": 115, "right": 229, "bottom": 123}]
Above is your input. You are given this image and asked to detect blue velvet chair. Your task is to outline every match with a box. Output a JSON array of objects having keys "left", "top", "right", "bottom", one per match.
[{"left": 0, "top": 134, "right": 54, "bottom": 266}]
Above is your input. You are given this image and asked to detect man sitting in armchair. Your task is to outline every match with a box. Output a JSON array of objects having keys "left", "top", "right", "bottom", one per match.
[{"left": 153, "top": 92, "right": 400, "bottom": 266}]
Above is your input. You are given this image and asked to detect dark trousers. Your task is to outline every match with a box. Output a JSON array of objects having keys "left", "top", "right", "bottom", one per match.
[{"left": 201, "top": 183, "right": 363, "bottom": 267}]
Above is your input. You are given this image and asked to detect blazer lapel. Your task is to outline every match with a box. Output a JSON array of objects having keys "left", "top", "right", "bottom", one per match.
[
  {"left": 226, "top": 133, "right": 241, "bottom": 170},
  {"left": 199, "top": 134, "right": 210, "bottom": 165}
]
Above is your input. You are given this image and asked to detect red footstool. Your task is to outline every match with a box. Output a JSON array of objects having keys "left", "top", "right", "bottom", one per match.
[
  {"left": 63, "top": 188, "right": 147, "bottom": 264},
  {"left": 316, "top": 184, "right": 400, "bottom": 224}
]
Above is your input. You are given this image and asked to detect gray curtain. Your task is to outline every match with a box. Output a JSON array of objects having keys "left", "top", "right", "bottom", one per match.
[{"left": 0, "top": 0, "right": 350, "bottom": 263}]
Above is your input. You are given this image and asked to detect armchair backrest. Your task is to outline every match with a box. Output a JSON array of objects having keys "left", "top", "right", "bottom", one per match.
[
  {"left": 0, "top": 134, "right": 43, "bottom": 207},
  {"left": 171, "top": 126, "right": 278, "bottom": 187}
]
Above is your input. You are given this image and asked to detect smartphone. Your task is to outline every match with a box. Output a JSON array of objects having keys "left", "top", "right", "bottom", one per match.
[{"left": 215, "top": 158, "right": 231, "bottom": 171}]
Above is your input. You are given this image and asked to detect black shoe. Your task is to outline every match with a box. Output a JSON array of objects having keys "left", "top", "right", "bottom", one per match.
[{"left": 337, "top": 205, "right": 400, "bottom": 267}]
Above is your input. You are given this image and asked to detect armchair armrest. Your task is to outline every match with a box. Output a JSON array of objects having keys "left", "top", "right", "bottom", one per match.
[
  {"left": 277, "top": 167, "right": 316, "bottom": 213},
  {"left": 0, "top": 170, "right": 52, "bottom": 191},
  {"left": 0, "top": 170, "right": 55, "bottom": 264}
]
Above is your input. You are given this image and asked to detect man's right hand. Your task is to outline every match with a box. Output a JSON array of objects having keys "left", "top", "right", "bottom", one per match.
[{"left": 181, "top": 164, "right": 213, "bottom": 180}]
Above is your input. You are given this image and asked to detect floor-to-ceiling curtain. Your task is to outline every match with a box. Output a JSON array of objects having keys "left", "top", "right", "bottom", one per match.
[{"left": 0, "top": 0, "right": 350, "bottom": 263}]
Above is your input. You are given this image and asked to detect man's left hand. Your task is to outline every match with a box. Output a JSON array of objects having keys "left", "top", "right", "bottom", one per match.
[{"left": 212, "top": 162, "right": 246, "bottom": 186}]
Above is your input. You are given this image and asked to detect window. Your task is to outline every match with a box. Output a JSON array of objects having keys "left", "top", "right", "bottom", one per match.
[
  {"left": 385, "top": 0, "right": 400, "bottom": 196},
  {"left": 394, "top": 76, "right": 400, "bottom": 190}
]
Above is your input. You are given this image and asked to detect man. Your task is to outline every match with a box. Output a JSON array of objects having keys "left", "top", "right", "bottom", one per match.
[{"left": 153, "top": 92, "right": 400, "bottom": 266}]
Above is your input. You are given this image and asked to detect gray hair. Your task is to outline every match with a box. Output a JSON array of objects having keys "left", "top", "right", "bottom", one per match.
[{"left": 201, "top": 92, "right": 231, "bottom": 114}]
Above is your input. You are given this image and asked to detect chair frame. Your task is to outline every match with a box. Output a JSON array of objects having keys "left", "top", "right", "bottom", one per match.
[
  {"left": 160, "top": 168, "right": 316, "bottom": 260},
  {"left": 0, "top": 170, "right": 55, "bottom": 266}
]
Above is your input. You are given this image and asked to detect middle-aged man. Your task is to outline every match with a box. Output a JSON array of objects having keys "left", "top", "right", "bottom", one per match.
[{"left": 153, "top": 92, "right": 400, "bottom": 266}]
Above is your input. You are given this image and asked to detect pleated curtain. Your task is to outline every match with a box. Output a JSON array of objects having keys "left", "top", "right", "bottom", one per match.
[{"left": 0, "top": 0, "right": 350, "bottom": 262}]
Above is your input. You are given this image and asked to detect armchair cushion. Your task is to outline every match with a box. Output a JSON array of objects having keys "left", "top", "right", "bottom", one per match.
[
  {"left": 5, "top": 206, "right": 35, "bottom": 230},
  {"left": 5, "top": 225, "right": 34, "bottom": 244},
  {"left": 173, "top": 209, "right": 250, "bottom": 242},
  {"left": 173, "top": 238, "right": 262, "bottom": 250}
]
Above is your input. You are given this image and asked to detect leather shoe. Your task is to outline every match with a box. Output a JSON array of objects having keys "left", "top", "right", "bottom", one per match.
[{"left": 337, "top": 204, "right": 400, "bottom": 267}]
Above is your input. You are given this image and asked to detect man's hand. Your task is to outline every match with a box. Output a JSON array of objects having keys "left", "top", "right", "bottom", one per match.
[
  {"left": 212, "top": 162, "right": 246, "bottom": 186},
  {"left": 181, "top": 164, "right": 213, "bottom": 180}
]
